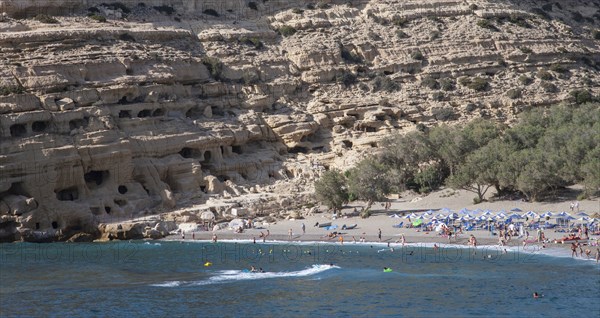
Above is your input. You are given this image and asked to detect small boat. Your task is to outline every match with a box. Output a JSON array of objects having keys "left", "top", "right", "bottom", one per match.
[{"left": 318, "top": 222, "right": 332, "bottom": 228}]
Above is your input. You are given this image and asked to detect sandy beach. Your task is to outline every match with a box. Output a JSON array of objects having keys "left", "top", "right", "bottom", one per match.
[{"left": 169, "top": 188, "right": 600, "bottom": 259}]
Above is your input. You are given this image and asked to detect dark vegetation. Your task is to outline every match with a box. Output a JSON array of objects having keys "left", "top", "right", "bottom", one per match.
[{"left": 315, "top": 102, "right": 600, "bottom": 207}]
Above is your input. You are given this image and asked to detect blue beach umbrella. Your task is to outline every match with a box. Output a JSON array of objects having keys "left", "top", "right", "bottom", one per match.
[{"left": 511, "top": 208, "right": 522, "bottom": 212}]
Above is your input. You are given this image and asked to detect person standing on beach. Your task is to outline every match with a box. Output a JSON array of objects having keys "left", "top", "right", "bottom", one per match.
[
  {"left": 400, "top": 234, "right": 406, "bottom": 246},
  {"left": 181, "top": 231, "right": 185, "bottom": 240},
  {"left": 288, "top": 228, "right": 293, "bottom": 240},
  {"left": 378, "top": 228, "right": 382, "bottom": 241},
  {"left": 302, "top": 223, "right": 306, "bottom": 234},
  {"left": 571, "top": 242, "right": 578, "bottom": 257}
]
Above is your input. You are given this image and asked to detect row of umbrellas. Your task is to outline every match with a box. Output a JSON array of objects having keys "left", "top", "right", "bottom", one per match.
[{"left": 389, "top": 208, "right": 598, "bottom": 223}]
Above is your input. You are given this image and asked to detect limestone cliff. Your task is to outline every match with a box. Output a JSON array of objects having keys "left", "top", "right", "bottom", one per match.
[{"left": 0, "top": 0, "right": 598, "bottom": 242}]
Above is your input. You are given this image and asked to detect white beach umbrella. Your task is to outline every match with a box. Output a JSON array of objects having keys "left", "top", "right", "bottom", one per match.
[
  {"left": 201, "top": 211, "right": 215, "bottom": 220},
  {"left": 558, "top": 211, "right": 570, "bottom": 217},
  {"left": 482, "top": 211, "right": 493, "bottom": 216},
  {"left": 436, "top": 213, "right": 446, "bottom": 219},
  {"left": 228, "top": 218, "right": 244, "bottom": 229},
  {"left": 577, "top": 212, "right": 589, "bottom": 217}
]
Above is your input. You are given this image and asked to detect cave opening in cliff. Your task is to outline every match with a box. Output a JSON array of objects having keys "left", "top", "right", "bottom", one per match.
[
  {"left": 114, "top": 199, "right": 127, "bottom": 207},
  {"left": 56, "top": 187, "right": 79, "bottom": 201},
  {"left": 104, "top": 206, "right": 111, "bottom": 214},
  {"left": 118, "top": 185, "right": 128, "bottom": 194},
  {"left": 84, "top": 170, "right": 109, "bottom": 189},
  {"left": 217, "top": 175, "right": 229, "bottom": 182},
  {"left": 365, "top": 127, "right": 377, "bottom": 133},
  {"left": 9, "top": 124, "right": 27, "bottom": 137},
  {"left": 69, "top": 118, "right": 89, "bottom": 130},
  {"left": 138, "top": 109, "right": 152, "bottom": 118},
  {"left": 51, "top": 221, "right": 58, "bottom": 229},
  {"left": 211, "top": 106, "right": 224, "bottom": 117},
  {"left": 288, "top": 146, "right": 309, "bottom": 154},
  {"left": 3, "top": 182, "right": 31, "bottom": 198},
  {"left": 179, "top": 147, "right": 203, "bottom": 159},
  {"left": 118, "top": 110, "right": 132, "bottom": 118},
  {"left": 35, "top": 223, "right": 40, "bottom": 230},
  {"left": 201, "top": 151, "right": 212, "bottom": 164},
  {"left": 90, "top": 207, "right": 102, "bottom": 215},
  {"left": 32, "top": 121, "right": 48, "bottom": 133},
  {"left": 232, "top": 145, "right": 243, "bottom": 154},
  {"left": 342, "top": 140, "right": 353, "bottom": 148},
  {"left": 152, "top": 109, "right": 164, "bottom": 117},
  {"left": 118, "top": 96, "right": 130, "bottom": 104},
  {"left": 200, "top": 185, "right": 207, "bottom": 193},
  {"left": 375, "top": 115, "right": 386, "bottom": 121}
]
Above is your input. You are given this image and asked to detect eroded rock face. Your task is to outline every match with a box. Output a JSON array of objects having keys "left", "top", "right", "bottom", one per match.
[{"left": 1, "top": 0, "right": 599, "bottom": 241}]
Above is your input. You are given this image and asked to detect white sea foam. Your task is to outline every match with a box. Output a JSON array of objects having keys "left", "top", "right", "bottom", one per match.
[
  {"left": 151, "top": 264, "right": 339, "bottom": 287},
  {"left": 151, "top": 281, "right": 182, "bottom": 287}
]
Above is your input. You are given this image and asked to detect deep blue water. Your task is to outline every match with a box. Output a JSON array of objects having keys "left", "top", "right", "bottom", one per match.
[{"left": 1, "top": 241, "right": 599, "bottom": 317}]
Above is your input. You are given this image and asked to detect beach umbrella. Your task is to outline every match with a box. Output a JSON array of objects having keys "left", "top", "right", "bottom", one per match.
[
  {"left": 577, "top": 216, "right": 589, "bottom": 221},
  {"left": 478, "top": 215, "right": 488, "bottom": 221},
  {"left": 403, "top": 214, "right": 413, "bottom": 219},
  {"left": 447, "top": 212, "right": 459, "bottom": 219},
  {"left": 201, "top": 211, "right": 215, "bottom": 220},
  {"left": 496, "top": 212, "right": 507, "bottom": 218},
  {"left": 482, "top": 211, "right": 492, "bottom": 216},
  {"left": 509, "top": 213, "right": 522, "bottom": 219},
  {"left": 390, "top": 214, "right": 401, "bottom": 218},
  {"left": 577, "top": 212, "right": 589, "bottom": 217},
  {"left": 412, "top": 219, "right": 423, "bottom": 227},
  {"left": 408, "top": 213, "right": 419, "bottom": 218},
  {"left": 459, "top": 208, "right": 470, "bottom": 214},
  {"left": 436, "top": 213, "right": 446, "bottom": 219},
  {"left": 426, "top": 209, "right": 436, "bottom": 214},
  {"left": 511, "top": 208, "right": 523, "bottom": 212},
  {"left": 228, "top": 218, "right": 244, "bottom": 229}
]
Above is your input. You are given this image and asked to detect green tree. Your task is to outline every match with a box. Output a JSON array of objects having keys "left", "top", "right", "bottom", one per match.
[
  {"left": 314, "top": 170, "right": 348, "bottom": 214},
  {"left": 447, "top": 146, "right": 498, "bottom": 202},
  {"left": 347, "top": 158, "right": 391, "bottom": 210}
]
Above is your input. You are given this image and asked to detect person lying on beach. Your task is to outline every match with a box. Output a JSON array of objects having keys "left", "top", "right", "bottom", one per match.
[{"left": 556, "top": 234, "right": 582, "bottom": 243}]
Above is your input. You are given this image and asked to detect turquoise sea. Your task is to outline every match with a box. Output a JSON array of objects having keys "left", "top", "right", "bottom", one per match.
[{"left": 1, "top": 241, "right": 599, "bottom": 317}]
